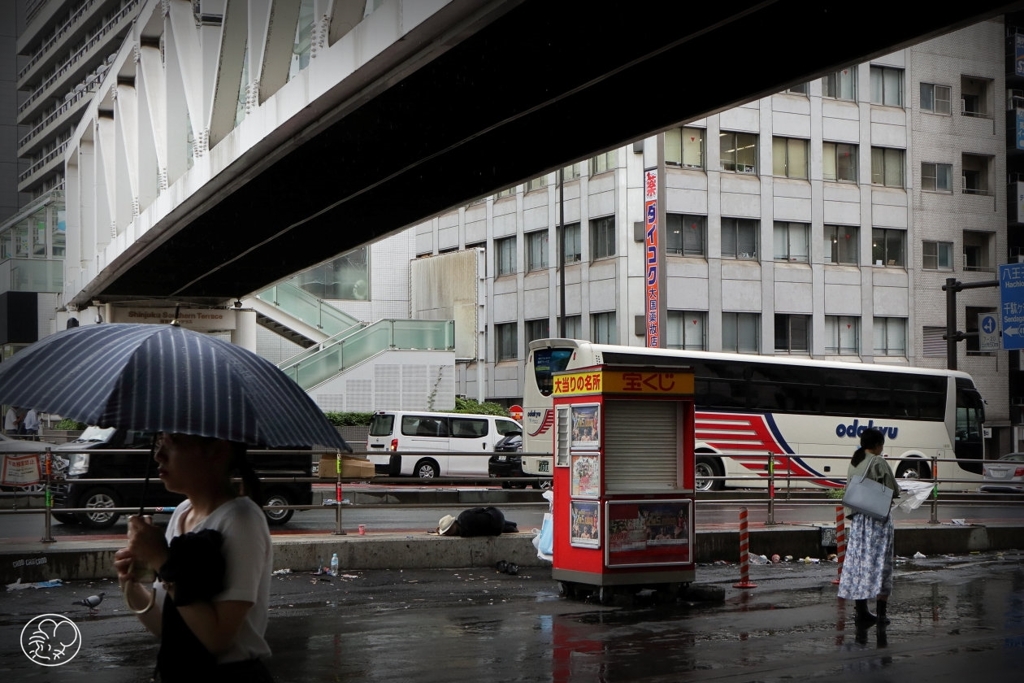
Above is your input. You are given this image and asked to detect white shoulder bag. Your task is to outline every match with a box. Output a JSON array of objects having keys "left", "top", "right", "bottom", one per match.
[{"left": 842, "top": 456, "right": 895, "bottom": 520}]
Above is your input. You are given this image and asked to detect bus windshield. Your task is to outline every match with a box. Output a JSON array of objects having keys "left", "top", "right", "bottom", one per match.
[{"left": 533, "top": 348, "right": 574, "bottom": 397}]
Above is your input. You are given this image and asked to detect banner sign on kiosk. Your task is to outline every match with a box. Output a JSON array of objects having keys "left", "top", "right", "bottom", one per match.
[{"left": 551, "top": 364, "right": 696, "bottom": 599}]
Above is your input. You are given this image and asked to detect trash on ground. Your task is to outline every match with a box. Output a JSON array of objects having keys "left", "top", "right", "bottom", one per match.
[
  {"left": 914, "top": 551, "right": 927, "bottom": 559},
  {"left": 6, "top": 578, "right": 63, "bottom": 591},
  {"left": 272, "top": 568, "right": 292, "bottom": 575},
  {"left": 950, "top": 518, "right": 966, "bottom": 526}
]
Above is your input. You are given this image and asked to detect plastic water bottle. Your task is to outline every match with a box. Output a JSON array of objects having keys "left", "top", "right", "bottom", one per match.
[{"left": 330, "top": 553, "right": 339, "bottom": 577}]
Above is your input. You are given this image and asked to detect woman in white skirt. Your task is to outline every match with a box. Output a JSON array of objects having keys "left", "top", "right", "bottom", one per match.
[{"left": 837, "top": 427, "right": 897, "bottom": 627}]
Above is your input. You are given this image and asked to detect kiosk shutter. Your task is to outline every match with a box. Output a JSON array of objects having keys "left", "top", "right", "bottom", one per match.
[{"left": 604, "top": 400, "right": 679, "bottom": 491}]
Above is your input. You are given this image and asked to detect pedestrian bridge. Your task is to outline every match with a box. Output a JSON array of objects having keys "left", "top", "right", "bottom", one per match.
[{"left": 63, "top": 0, "right": 1020, "bottom": 310}]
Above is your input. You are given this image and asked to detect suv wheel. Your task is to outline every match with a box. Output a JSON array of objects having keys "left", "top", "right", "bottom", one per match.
[
  {"left": 75, "top": 487, "right": 121, "bottom": 529},
  {"left": 51, "top": 512, "right": 79, "bottom": 525},
  {"left": 263, "top": 490, "right": 295, "bottom": 525}
]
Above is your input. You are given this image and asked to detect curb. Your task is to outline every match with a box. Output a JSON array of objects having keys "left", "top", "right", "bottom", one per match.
[{"left": 3, "top": 522, "right": 1020, "bottom": 585}]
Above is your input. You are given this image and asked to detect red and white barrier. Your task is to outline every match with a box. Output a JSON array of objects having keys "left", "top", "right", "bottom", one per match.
[{"left": 733, "top": 506, "right": 757, "bottom": 589}]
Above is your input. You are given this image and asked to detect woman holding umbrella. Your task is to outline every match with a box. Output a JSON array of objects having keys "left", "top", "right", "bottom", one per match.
[{"left": 115, "top": 433, "right": 275, "bottom": 681}]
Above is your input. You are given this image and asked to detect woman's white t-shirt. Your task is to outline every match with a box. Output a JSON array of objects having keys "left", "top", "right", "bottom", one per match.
[{"left": 155, "top": 497, "right": 273, "bottom": 663}]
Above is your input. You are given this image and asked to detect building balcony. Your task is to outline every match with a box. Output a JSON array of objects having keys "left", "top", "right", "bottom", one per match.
[
  {"left": 18, "top": 140, "right": 69, "bottom": 194},
  {"left": 17, "top": 0, "right": 117, "bottom": 89},
  {"left": 18, "top": 80, "right": 97, "bottom": 157}
]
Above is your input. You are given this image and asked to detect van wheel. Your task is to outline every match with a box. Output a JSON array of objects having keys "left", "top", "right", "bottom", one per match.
[
  {"left": 262, "top": 490, "right": 294, "bottom": 525},
  {"left": 695, "top": 457, "right": 723, "bottom": 492},
  {"left": 75, "top": 487, "right": 121, "bottom": 529},
  {"left": 414, "top": 459, "right": 439, "bottom": 479}
]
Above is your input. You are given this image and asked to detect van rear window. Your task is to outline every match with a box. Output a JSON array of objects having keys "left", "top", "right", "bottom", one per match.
[{"left": 369, "top": 414, "right": 395, "bottom": 436}]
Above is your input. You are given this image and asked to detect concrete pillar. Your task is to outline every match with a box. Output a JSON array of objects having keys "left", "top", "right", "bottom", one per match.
[{"left": 232, "top": 309, "right": 257, "bottom": 351}]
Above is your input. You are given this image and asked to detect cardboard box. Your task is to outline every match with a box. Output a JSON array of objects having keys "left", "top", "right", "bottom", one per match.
[{"left": 319, "top": 454, "right": 375, "bottom": 479}]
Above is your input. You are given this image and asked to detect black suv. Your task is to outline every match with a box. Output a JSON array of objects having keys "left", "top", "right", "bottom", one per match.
[{"left": 51, "top": 427, "right": 313, "bottom": 529}]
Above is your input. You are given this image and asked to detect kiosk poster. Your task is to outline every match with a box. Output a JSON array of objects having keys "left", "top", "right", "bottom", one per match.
[
  {"left": 571, "top": 453, "right": 600, "bottom": 498},
  {"left": 570, "top": 501, "right": 600, "bottom": 548},
  {"left": 571, "top": 404, "right": 600, "bottom": 450},
  {"left": 606, "top": 500, "right": 691, "bottom": 567}
]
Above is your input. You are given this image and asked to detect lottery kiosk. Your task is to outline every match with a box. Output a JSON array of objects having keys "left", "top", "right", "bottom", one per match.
[{"left": 550, "top": 364, "right": 696, "bottom": 602}]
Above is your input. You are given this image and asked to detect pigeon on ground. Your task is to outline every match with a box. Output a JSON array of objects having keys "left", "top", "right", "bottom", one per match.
[{"left": 73, "top": 592, "right": 105, "bottom": 613}]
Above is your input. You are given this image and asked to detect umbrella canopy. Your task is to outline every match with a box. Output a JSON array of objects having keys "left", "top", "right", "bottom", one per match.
[{"left": 0, "top": 323, "right": 350, "bottom": 450}]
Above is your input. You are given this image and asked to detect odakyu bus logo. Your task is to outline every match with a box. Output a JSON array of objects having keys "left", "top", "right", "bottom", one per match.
[
  {"left": 21, "top": 614, "right": 81, "bottom": 666},
  {"left": 835, "top": 419, "right": 899, "bottom": 440}
]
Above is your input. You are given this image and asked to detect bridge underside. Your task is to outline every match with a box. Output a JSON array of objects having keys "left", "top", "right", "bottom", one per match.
[{"left": 87, "top": 0, "right": 1022, "bottom": 305}]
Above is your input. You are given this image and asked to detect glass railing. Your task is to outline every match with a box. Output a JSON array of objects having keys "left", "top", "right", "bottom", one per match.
[
  {"left": 280, "top": 319, "right": 456, "bottom": 390},
  {"left": 0, "top": 258, "right": 64, "bottom": 293},
  {"left": 255, "top": 282, "right": 361, "bottom": 336}
]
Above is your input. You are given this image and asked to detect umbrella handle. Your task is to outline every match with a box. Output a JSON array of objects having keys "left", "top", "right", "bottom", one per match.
[{"left": 122, "top": 562, "right": 156, "bottom": 614}]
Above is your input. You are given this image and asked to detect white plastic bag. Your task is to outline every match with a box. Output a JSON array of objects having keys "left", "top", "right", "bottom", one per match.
[
  {"left": 532, "top": 512, "right": 553, "bottom": 562},
  {"left": 896, "top": 480, "right": 934, "bottom": 512}
]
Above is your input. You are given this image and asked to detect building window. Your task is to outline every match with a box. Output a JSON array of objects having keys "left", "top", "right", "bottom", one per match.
[
  {"left": 922, "top": 241, "right": 953, "bottom": 270},
  {"left": 773, "top": 222, "right": 809, "bottom": 262},
  {"left": 869, "top": 65, "right": 903, "bottom": 107},
  {"left": 960, "top": 76, "right": 992, "bottom": 117},
  {"left": 720, "top": 131, "right": 758, "bottom": 174},
  {"left": 824, "top": 225, "right": 859, "bottom": 265},
  {"left": 823, "top": 142, "right": 857, "bottom": 183},
  {"left": 721, "top": 218, "right": 759, "bottom": 260},
  {"left": 666, "top": 311, "right": 707, "bottom": 350},
  {"left": 872, "top": 228, "right": 905, "bottom": 267},
  {"left": 496, "top": 236, "right": 516, "bottom": 275},
  {"left": 527, "top": 230, "right": 548, "bottom": 271},
  {"left": 870, "top": 147, "right": 905, "bottom": 188},
  {"left": 495, "top": 186, "right": 517, "bottom": 199},
  {"left": 722, "top": 312, "right": 759, "bottom": 353},
  {"left": 920, "top": 83, "right": 952, "bottom": 114},
  {"left": 823, "top": 68, "right": 857, "bottom": 101},
  {"left": 966, "top": 306, "right": 997, "bottom": 354},
  {"left": 496, "top": 323, "right": 518, "bottom": 361},
  {"left": 775, "top": 314, "right": 810, "bottom": 353},
  {"left": 525, "top": 318, "right": 549, "bottom": 346},
  {"left": 561, "top": 315, "right": 582, "bottom": 339},
  {"left": 666, "top": 214, "right": 706, "bottom": 257},
  {"left": 561, "top": 223, "right": 581, "bottom": 264},
  {"left": 665, "top": 127, "right": 704, "bottom": 169},
  {"left": 963, "top": 231, "right": 993, "bottom": 272},
  {"left": 560, "top": 163, "right": 581, "bottom": 181},
  {"left": 526, "top": 175, "right": 547, "bottom": 192},
  {"left": 785, "top": 82, "right": 808, "bottom": 95},
  {"left": 590, "top": 216, "right": 615, "bottom": 260},
  {"left": 922, "top": 162, "right": 953, "bottom": 192},
  {"left": 772, "top": 137, "right": 809, "bottom": 179},
  {"left": 591, "top": 312, "right": 616, "bottom": 344},
  {"left": 922, "top": 326, "right": 946, "bottom": 358},
  {"left": 961, "top": 154, "right": 992, "bottom": 195},
  {"left": 590, "top": 150, "right": 617, "bottom": 175},
  {"left": 873, "top": 317, "right": 906, "bottom": 357},
  {"left": 825, "top": 316, "right": 860, "bottom": 355}
]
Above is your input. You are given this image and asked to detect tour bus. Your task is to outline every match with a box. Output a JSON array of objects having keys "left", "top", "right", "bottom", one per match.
[{"left": 522, "top": 339, "right": 987, "bottom": 491}]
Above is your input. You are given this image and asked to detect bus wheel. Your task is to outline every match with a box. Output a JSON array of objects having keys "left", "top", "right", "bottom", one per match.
[
  {"left": 896, "top": 460, "right": 932, "bottom": 480},
  {"left": 695, "top": 458, "right": 723, "bottom": 492}
]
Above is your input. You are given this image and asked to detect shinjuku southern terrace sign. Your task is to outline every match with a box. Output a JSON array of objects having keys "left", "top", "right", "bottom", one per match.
[{"left": 1000, "top": 263, "right": 1024, "bottom": 350}]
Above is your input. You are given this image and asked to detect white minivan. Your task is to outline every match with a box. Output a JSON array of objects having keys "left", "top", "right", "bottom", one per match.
[{"left": 366, "top": 411, "right": 522, "bottom": 478}]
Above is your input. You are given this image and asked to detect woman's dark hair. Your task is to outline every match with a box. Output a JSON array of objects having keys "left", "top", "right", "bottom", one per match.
[{"left": 851, "top": 427, "right": 886, "bottom": 467}]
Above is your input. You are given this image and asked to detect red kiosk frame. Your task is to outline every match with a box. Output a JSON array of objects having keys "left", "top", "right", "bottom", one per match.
[{"left": 550, "top": 364, "right": 696, "bottom": 601}]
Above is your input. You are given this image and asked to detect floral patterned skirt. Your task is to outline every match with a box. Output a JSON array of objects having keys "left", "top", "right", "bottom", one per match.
[{"left": 837, "top": 513, "right": 894, "bottom": 600}]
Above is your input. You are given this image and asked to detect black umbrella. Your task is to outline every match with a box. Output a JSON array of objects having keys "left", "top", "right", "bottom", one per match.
[{"left": 0, "top": 323, "right": 349, "bottom": 451}]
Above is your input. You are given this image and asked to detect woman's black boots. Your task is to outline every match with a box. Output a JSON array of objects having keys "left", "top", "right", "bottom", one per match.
[
  {"left": 854, "top": 599, "right": 878, "bottom": 626},
  {"left": 877, "top": 600, "right": 889, "bottom": 626}
]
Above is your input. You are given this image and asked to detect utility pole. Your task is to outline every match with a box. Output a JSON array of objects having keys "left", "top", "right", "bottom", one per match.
[{"left": 941, "top": 277, "right": 998, "bottom": 370}]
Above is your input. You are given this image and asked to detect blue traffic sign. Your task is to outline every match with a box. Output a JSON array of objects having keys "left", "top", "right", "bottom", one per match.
[{"left": 999, "top": 263, "right": 1024, "bottom": 350}]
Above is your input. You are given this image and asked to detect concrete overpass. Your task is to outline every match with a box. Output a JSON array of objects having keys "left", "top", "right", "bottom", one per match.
[{"left": 64, "top": 0, "right": 1024, "bottom": 309}]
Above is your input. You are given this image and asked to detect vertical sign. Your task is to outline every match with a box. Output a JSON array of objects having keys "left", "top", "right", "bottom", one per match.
[
  {"left": 1017, "top": 182, "right": 1024, "bottom": 223},
  {"left": 1017, "top": 110, "right": 1024, "bottom": 151},
  {"left": 644, "top": 170, "right": 660, "bottom": 348},
  {"left": 1016, "top": 33, "right": 1024, "bottom": 77},
  {"left": 1000, "top": 263, "right": 1024, "bottom": 350}
]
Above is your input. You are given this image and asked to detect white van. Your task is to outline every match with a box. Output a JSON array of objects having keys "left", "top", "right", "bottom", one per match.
[{"left": 366, "top": 411, "right": 522, "bottom": 478}]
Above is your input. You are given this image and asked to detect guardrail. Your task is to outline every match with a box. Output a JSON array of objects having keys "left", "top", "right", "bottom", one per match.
[{"left": 0, "top": 448, "right": 1017, "bottom": 545}]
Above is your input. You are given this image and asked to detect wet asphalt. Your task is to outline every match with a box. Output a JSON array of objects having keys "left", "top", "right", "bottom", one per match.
[{"left": 1, "top": 549, "right": 1022, "bottom": 682}]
